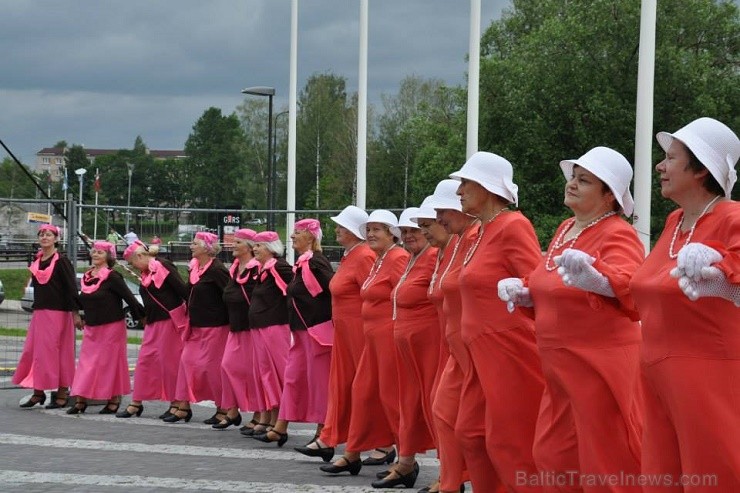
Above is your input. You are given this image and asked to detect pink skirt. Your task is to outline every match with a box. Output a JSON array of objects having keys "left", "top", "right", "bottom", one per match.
[
  {"left": 175, "top": 325, "right": 229, "bottom": 404},
  {"left": 13, "top": 309, "right": 76, "bottom": 390},
  {"left": 250, "top": 324, "right": 291, "bottom": 412},
  {"left": 278, "top": 330, "right": 332, "bottom": 423},
  {"left": 220, "top": 330, "right": 261, "bottom": 411},
  {"left": 132, "top": 318, "right": 184, "bottom": 401},
  {"left": 71, "top": 320, "right": 131, "bottom": 399}
]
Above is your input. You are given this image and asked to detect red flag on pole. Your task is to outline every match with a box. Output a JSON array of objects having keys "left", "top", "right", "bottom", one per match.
[{"left": 94, "top": 168, "right": 101, "bottom": 193}]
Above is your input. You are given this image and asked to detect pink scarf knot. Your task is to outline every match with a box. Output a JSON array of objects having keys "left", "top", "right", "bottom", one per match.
[
  {"left": 141, "top": 258, "right": 170, "bottom": 288},
  {"left": 261, "top": 258, "right": 287, "bottom": 295},
  {"left": 293, "top": 250, "right": 323, "bottom": 297}
]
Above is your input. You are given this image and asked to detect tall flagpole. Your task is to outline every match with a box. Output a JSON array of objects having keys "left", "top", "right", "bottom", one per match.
[
  {"left": 93, "top": 168, "right": 100, "bottom": 240},
  {"left": 466, "top": 0, "right": 481, "bottom": 159},
  {"left": 286, "top": 0, "right": 298, "bottom": 263},
  {"left": 633, "top": 0, "right": 657, "bottom": 253},
  {"left": 356, "top": 0, "right": 368, "bottom": 209}
]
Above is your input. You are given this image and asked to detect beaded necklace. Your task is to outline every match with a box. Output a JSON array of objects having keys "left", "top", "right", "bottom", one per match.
[
  {"left": 392, "top": 243, "right": 430, "bottom": 320},
  {"left": 428, "top": 236, "right": 452, "bottom": 295},
  {"left": 462, "top": 208, "right": 509, "bottom": 266},
  {"left": 667, "top": 195, "right": 721, "bottom": 259},
  {"left": 361, "top": 244, "right": 396, "bottom": 291},
  {"left": 544, "top": 211, "right": 617, "bottom": 271}
]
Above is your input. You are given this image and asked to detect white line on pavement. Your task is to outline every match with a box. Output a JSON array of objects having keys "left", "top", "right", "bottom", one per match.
[{"left": 0, "top": 470, "right": 382, "bottom": 492}]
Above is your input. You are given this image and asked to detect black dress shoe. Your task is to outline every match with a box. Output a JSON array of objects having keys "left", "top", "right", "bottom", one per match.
[
  {"left": 371, "top": 462, "right": 419, "bottom": 489},
  {"left": 163, "top": 408, "right": 192, "bottom": 423},
  {"left": 377, "top": 469, "right": 392, "bottom": 480},
  {"left": 203, "top": 411, "right": 226, "bottom": 425},
  {"left": 99, "top": 401, "right": 120, "bottom": 414},
  {"left": 116, "top": 403, "right": 144, "bottom": 418},
  {"left": 20, "top": 393, "right": 46, "bottom": 408},
  {"left": 362, "top": 448, "right": 396, "bottom": 466},
  {"left": 44, "top": 397, "right": 69, "bottom": 409},
  {"left": 252, "top": 430, "right": 288, "bottom": 447},
  {"left": 294, "top": 444, "right": 335, "bottom": 462},
  {"left": 319, "top": 457, "right": 362, "bottom": 476},
  {"left": 241, "top": 422, "right": 271, "bottom": 436},
  {"left": 239, "top": 419, "right": 259, "bottom": 433},
  {"left": 159, "top": 406, "right": 178, "bottom": 420},
  {"left": 212, "top": 414, "right": 242, "bottom": 430},
  {"left": 66, "top": 402, "right": 88, "bottom": 415}
]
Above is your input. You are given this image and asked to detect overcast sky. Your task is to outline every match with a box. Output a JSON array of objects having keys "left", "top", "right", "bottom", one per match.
[{"left": 1, "top": 0, "right": 510, "bottom": 166}]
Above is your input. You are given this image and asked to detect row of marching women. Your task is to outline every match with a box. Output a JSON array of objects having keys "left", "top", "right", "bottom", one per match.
[{"left": 14, "top": 116, "right": 739, "bottom": 493}]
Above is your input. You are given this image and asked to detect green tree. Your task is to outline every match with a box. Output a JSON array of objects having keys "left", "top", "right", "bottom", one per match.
[
  {"left": 236, "top": 98, "right": 271, "bottom": 210},
  {"left": 478, "top": 0, "right": 739, "bottom": 244},
  {"left": 0, "top": 157, "right": 37, "bottom": 198},
  {"left": 184, "top": 107, "right": 248, "bottom": 210}
]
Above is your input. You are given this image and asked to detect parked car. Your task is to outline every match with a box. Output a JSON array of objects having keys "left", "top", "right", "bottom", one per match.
[
  {"left": 20, "top": 273, "right": 143, "bottom": 330},
  {"left": 0, "top": 279, "right": 5, "bottom": 305}
]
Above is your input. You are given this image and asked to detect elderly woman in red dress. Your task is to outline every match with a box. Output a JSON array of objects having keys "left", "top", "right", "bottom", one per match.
[
  {"left": 500, "top": 147, "right": 644, "bottom": 492},
  {"left": 451, "top": 152, "right": 544, "bottom": 492},
  {"left": 253, "top": 219, "right": 334, "bottom": 446},
  {"left": 367, "top": 207, "right": 440, "bottom": 489},
  {"left": 320, "top": 210, "right": 409, "bottom": 478},
  {"left": 241, "top": 231, "right": 293, "bottom": 435},
  {"left": 631, "top": 117, "right": 740, "bottom": 492},
  {"left": 15, "top": 224, "right": 81, "bottom": 409},
  {"left": 164, "top": 232, "right": 230, "bottom": 423},
  {"left": 217, "top": 228, "right": 261, "bottom": 430},
  {"left": 67, "top": 241, "right": 144, "bottom": 414},
  {"left": 117, "top": 240, "right": 188, "bottom": 419},
  {"left": 294, "top": 206, "right": 374, "bottom": 461}
]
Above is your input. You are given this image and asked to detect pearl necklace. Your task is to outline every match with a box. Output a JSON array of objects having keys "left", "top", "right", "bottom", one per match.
[
  {"left": 392, "top": 243, "right": 430, "bottom": 320},
  {"left": 428, "top": 236, "right": 453, "bottom": 295},
  {"left": 361, "top": 244, "right": 396, "bottom": 291},
  {"left": 343, "top": 241, "right": 363, "bottom": 258},
  {"left": 668, "top": 195, "right": 721, "bottom": 259},
  {"left": 463, "top": 208, "right": 508, "bottom": 266},
  {"left": 544, "top": 211, "right": 617, "bottom": 271}
]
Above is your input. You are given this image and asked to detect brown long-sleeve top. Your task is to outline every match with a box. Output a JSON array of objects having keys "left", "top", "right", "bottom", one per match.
[
  {"left": 186, "top": 258, "right": 230, "bottom": 328},
  {"left": 79, "top": 270, "right": 145, "bottom": 326},
  {"left": 31, "top": 253, "right": 81, "bottom": 312},
  {"left": 223, "top": 260, "right": 260, "bottom": 332},
  {"left": 248, "top": 257, "right": 293, "bottom": 329},
  {"left": 287, "top": 252, "right": 334, "bottom": 331},
  {"left": 139, "top": 259, "right": 188, "bottom": 323}
]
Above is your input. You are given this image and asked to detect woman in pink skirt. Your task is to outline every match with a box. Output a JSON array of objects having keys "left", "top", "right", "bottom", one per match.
[
  {"left": 241, "top": 231, "right": 292, "bottom": 437},
  {"left": 164, "top": 232, "right": 230, "bottom": 423},
  {"left": 15, "top": 224, "right": 81, "bottom": 409},
  {"left": 217, "top": 228, "right": 261, "bottom": 430},
  {"left": 116, "top": 240, "right": 188, "bottom": 419},
  {"left": 253, "top": 219, "right": 334, "bottom": 447},
  {"left": 67, "top": 241, "right": 144, "bottom": 414}
]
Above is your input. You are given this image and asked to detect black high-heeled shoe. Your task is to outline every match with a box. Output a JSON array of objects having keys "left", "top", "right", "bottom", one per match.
[
  {"left": 20, "top": 392, "right": 47, "bottom": 408},
  {"left": 252, "top": 429, "right": 288, "bottom": 447},
  {"left": 294, "top": 443, "right": 335, "bottom": 462},
  {"left": 45, "top": 388, "right": 70, "bottom": 409},
  {"left": 159, "top": 406, "right": 178, "bottom": 420},
  {"left": 66, "top": 402, "right": 88, "bottom": 415},
  {"left": 241, "top": 422, "right": 271, "bottom": 436},
  {"left": 163, "top": 408, "right": 192, "bottom": 423},
  {"left": 319, "top": 457, "right": 362, "bottom": 476},
  {"left": 203, "top": 409, "right": 226, "bottom": 425},
  {"left": 239, "top": 418, "right": 259, "bottom": 434},
  {"left": 116, "top": 403, "right": 144, "bottom": 418},
  {"left": 212, "top": 413, "right": 242, "bottom": 429},
  {"left": 362, "top": 448, "right": 396, "bottom": 466},
  {"left": 371, "top": 462, "right": 419, "bottom": 489},
  {"left": 99, "top": 400, "right": 120, "bottom": 414}
]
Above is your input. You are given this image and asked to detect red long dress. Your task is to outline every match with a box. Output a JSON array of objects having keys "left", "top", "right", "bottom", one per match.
[
  {"left": 345, "top": 246, "right": 410, "bottom": 452},
  {"left": 458, "top": 211, "right": 544, "bottom": 492},
  {"left": 393, "top": 245, "right": 440, "bottom": 456},
  {"left": 528, "top": 214, "right": 644, "bottom": 493},
  {"left": 631, "top": 201, "right": 740, "bottom": 493},
  {"left": 319, "top": 243, "right": 375, "bottom": 446}
]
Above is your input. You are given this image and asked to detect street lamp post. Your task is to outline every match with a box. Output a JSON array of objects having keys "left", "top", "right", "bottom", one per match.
[
  {"left": 273, "top": 110, "right": 289, "bottom": 219},
  {"left": 241, "top": 86, "right": 275, "bottom": 230},
  {"left": 125, "top": 162, "right": 134, "bottom": 232},
  {"left": 74, "top": 168, "right": 87, "bottom": 234}
]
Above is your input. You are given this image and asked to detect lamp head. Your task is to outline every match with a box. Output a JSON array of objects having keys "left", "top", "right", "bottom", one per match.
[{"left": 241, "top": 86, "right": 275, "bottom": 97}]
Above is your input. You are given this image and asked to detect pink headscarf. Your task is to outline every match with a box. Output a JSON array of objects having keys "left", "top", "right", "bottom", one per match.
[
  {"left": 294, "top": 218, "right": 322, "bottom": 240},
  {"left": 93, "top": 240, "right": 116, "bottom": 259},
  {"left": 123, "top": 240, "right": 147, "bottom": 261},
  {"left": 234, "top": 228, "right": 257, "bottom": 241},
  {"left": 38, "top": 224, "right": 60, "bottom": 236},
  {"left": 195, "top": 231, "right": 219, "bottom": 253}
]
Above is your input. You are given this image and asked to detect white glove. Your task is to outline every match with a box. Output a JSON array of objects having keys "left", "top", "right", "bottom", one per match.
[
  {"left": 671, "top": 243, "right": 723, "bottom": 282},
  {"left": 554, "top": 248, "right": 615, "bottom": 297},
  {"left": 497, "top": 277, "right": 533, "bottom": 313},
  {"left": 676, "top": 267, "right": 740, "bottom": 306}
]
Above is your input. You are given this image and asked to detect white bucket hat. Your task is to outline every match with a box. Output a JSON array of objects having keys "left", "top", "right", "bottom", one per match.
[
  {"left": 559, "top": 146, "right": 635, "bottom": 217},
  {"left": 428, "top": 179, "right": 463, "bottom": 212},
  {"left": 656, "top": 117, "right": 740, "bottom": 197},
  {"left": 449, "top": 151, "right": 519, "bottom": 206},
  {"left": 359, "top": 209, "right": 401, "bottom": 240},
  {"left": 330, "top": 205, "right": 369, "bottom": 240},
  {"left": 410, "top": 196, "right": 438, "bottom": 224},
  {"left": 398, "top": 207, "right": 421, "bottom": 229}
]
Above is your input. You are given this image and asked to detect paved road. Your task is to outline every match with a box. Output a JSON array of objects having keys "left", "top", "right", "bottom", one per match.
[{"left": 0, "top": 388, "right": 442, "bottom": 492}]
